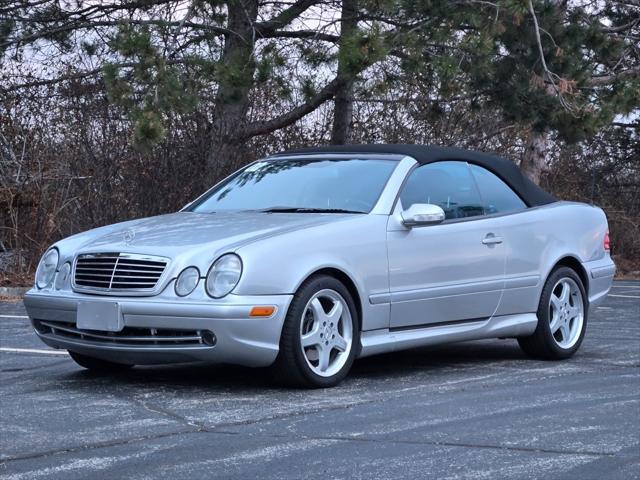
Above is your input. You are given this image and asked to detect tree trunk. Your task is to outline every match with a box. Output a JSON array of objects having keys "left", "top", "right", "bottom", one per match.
[
  {"left": 330, "top": 0, "right": 358, "bottom": 145},
  {"left": 207, "top": 0, "right": 259, "bottom": 182},
  {"left": 520, "top": 0, "right": 565, "bottom": 186},
  {"left": 521, "top": 129, "right": 548, "bottom": 185}
]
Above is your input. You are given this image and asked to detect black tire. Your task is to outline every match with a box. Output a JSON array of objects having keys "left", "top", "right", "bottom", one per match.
[
  {"left": 69, "top": 351, "right": 134, "bottom": 373},
  {"left": 271, "top": 275, "right": 360, "bottom": 388},
  {"left": 518, "top": 266, "right": 588, "bottom": 360}
]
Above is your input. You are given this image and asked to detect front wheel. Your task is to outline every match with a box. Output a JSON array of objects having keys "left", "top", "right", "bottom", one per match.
[
  {"left": 518, "top": 266, "right": 587, "bottom": 359},
  {"left": 69, "top": 351, "right": 134, "bottom": 373},
  {"left": 272, "top": 275, "right": 359, "bottom": 388}
]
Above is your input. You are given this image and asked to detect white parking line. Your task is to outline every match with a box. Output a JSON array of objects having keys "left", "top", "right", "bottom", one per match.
[
  {"left": 0, "top": 347, "right": 68, "bottom": 355},
  {"left": 607, "top": 294, "right": 640, "bottom": 299},
  {"left": 0, "top": 314, "right": 29, "bottom": 319}
]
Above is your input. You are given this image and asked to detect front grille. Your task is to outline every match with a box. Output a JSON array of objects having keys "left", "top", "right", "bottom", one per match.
[
  {"left": 34, "top": 320, "right": 212, "bottom": 347},
  {"left": 73, "top": 253, "right": 168, "bottom": 294}
]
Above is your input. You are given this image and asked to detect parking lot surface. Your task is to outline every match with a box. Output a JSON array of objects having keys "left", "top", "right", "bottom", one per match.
[{"left": 1, "top": 281, "right": 638, "bottom": 479}]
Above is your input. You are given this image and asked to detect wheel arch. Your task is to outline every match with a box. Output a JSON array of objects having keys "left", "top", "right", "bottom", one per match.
[
  {"left": 548, "top": 255, "right": 589, "bottom": 296},
  {"left": 299, "top": 267, "right": 363, "bottom": 330}
]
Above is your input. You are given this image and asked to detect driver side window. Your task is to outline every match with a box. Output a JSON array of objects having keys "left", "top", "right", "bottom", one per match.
[{"left": 400, "top": 161, "right": 484, "bottom": 220}]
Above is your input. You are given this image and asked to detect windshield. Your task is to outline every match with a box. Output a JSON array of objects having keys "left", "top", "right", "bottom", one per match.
[{"left": 190, "top": 158, "right": 398, "bottom": 213}]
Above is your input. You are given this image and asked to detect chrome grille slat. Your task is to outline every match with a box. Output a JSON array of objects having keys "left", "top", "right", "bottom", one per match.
[
  {"left": 76, "top": 259, "right": 119, "bottom": 263},
  {"left": 75, "top": 273, "right": 115, "bottom": 278},
  {"left": 76, "top": 270, "right": 117, "bottom": 274},
  {"left": 116, "top": 260, "right": 165, "bottom": 265},
  {"left": 73, "top": 252, "right": 169, "bottom": 294},
  {"left": 109, "top": 262, "right": 164, "bottom": 272},
  {"left": 109, "top": 275, "right": 163, "bottom": 279},
  {"left": 77, "top": 262, "right": 119, "bottom": 265},
  {"left": 77, "top": 268, "right": 163, "bottom": 274}
]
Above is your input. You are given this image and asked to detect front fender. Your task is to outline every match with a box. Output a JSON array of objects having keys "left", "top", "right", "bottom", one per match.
[{"left": 234, "top": 215, "right": 391, "bottom": 330}]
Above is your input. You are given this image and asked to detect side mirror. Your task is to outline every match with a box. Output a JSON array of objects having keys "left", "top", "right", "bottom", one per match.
[{"left": 401, "top": 203, "right": 445, "bottom": 227}]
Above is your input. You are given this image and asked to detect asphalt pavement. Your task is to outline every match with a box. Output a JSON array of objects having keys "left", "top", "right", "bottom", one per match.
[{"left": 1, "top": 281, "right": 639, "bottom": 479}]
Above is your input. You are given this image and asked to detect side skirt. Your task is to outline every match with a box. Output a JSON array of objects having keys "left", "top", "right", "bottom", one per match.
[{"left": 358, "top": 313, "right": 538, "bottom": 358}]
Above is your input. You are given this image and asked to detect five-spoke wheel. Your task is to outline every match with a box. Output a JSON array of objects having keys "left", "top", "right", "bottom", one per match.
[
  {"left": 300, "top": 289, "right": 353, "bottom": 377},
  {"left": 548, "top": 277, "right": 584, "bottom": 349},
  {"left": 518, "top": 266, "right": 588, "bottom": 359},
  {"left": 272, "top": 275, "right": 359, "bottom": 387}
]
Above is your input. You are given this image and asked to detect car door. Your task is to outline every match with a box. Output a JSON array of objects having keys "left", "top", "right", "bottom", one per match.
[
  {"left": 387, "top": 161, "right": 505, "bottom": 329},
  {"left": 467, "top": 164, "right": 539, "bottom": 317}
]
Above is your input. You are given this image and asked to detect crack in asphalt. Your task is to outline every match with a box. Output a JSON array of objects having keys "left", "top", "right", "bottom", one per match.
[
  {"left": 0, "top": 360, "right": 69, "bottom": 373},
  {"left": 1, "top": 384, "right": 627, "bottom": 466},
  {"left": 128, "top": 396, "right": 210, "bottom": 432},
  {"left": 0, "top": 397, "right": 374, "bottom": 464},
  {"left": 0, "top": 428, "right": 199, "bottom": 464},
  {"left": 1, "top": 424, "right": 617, "bottom": 467},
  {"left": 215, "top": 431, "right": 619, "bottom": 458},
  {"left": 2, "top": 358, "right": 637, "bottom": 461}
]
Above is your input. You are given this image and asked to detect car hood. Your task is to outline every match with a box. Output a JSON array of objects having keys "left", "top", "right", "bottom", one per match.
[{"left": 60, "top": 211, "right": 355, "bottom": 260}]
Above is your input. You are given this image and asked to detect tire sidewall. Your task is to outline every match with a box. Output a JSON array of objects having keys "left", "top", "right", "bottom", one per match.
[
  {"left": 538, "top": 267, "right": 588, "bottom": 358},
  {"left": 286, "top": 276, "right": 360, "bottom": 387}
]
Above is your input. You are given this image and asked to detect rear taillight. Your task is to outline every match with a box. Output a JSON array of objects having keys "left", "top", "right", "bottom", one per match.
[{"left": 604, "top": 231, "right": 610, "bottom": 251}]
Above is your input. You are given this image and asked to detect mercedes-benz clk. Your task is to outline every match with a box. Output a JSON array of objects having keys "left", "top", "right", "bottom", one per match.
[{"left": 24, "top": 144, "right": 616, "bottom": 387}]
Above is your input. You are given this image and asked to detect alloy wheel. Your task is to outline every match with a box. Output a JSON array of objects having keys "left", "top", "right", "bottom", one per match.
[
  {"left": 548, "top": 277, "right": 584, "bottom": 349},
  {"left": 299, "top": 289, "right": 353, "bottom": 377}
]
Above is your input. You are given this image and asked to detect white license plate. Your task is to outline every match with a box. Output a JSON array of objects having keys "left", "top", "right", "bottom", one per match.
[{"left": 77, "top": 301, "right": 123, "bottom": 332}]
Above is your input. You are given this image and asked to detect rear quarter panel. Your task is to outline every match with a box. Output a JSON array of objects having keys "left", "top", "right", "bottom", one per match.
[{"left": 496, "top": 201, "right": 610, "bottom": 316}]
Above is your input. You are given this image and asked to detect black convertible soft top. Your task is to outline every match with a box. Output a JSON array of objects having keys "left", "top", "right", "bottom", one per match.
[{"left": 273, "top": 144, "right": 556, "bottom": 207}]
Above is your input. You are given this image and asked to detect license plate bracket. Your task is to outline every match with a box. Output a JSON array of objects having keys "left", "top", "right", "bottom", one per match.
[{"left": 77, "top": 301, "right": 123, "bottom": 332}]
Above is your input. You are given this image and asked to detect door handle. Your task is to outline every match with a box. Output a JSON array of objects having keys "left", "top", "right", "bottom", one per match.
[{"left": 482, "top": 234, "right": 503, "bottom": 245}]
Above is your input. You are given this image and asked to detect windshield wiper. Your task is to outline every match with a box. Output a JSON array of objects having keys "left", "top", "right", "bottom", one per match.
[{"left": 259, "top": 207, "right": 366, "bottom": 214}]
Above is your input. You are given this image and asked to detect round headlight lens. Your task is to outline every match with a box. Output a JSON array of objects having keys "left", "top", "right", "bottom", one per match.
[
  {"left": 206, "top": 254, "right": 242, "bottom": 298},
  {"left": 175, "top": 266, "right": 200, "bottom": 297},
  {"left": 54, "top": 262, "right": 71, "bottom": 290},
  {"left": 35, "top": 248, "right": 59, "bottom": 289}
]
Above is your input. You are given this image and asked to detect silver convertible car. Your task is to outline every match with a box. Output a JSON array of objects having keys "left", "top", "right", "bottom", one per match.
[{"left": 24, "top": 144, "right": 616, "bottom": 387}]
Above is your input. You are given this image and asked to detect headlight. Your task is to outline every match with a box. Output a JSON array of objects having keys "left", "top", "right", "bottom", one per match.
[
  {"left": 35, "top": 248, "right": 59, "bottom": 289},
  {"left": 206, "top": 254, "right": 242, "bottom": 298},
  {"left": 175, "top": 266, "right": 200, "bottom": 297},
  {"left": 54, "top": 262, "right": 71, "bottom": 290}
]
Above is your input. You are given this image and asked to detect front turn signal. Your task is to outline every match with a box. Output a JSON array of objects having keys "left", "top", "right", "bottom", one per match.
[{"left": 250, "top": 306, "right": 276, "bottom": 317}]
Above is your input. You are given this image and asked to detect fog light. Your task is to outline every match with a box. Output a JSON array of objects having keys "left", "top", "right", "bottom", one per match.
[{"left": 201, "top": 330, "right": 216, "bottom": 346}]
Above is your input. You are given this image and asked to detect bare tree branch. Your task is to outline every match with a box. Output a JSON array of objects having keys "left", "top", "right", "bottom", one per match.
[
  {"left": 0, "top": 59, "right": 195, "bottom": 93},
  {"left": 587, "top": 66, "right": 640, "bottom": 86},
  {"left": 263, "top": 29, "right": 339, "bottom": 42},
  {"left": 600, "top": 18, "right": 639, "bottom": 33},
  {"left": 240, "top": 76, "right": 344, "bottom": 138},
  {"left": 1, "top": 19, "right": 234, "bottom": 50},
  {"left": 255, "top": 0, "right": 320, "bottom": 34}
]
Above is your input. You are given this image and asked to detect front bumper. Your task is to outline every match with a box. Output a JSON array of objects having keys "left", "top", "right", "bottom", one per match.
[{"left": 23, "top": 290, "right": 293, "bottom": 367}]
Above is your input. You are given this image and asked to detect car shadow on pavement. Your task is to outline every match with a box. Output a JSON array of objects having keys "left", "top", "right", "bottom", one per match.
[{"left": 58, "top": 339, "right": 529, "bottom": 390}]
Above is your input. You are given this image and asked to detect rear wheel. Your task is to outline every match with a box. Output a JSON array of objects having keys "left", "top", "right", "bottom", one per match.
[
  {"left": 69, "top": 351, "right": 134, "bottom": 373},
  {"left": 518, "top": 266, "right": 587, "bottom": 359},
  {"left": 272, "top": 275, "right": 359, "bottom": 388}
]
